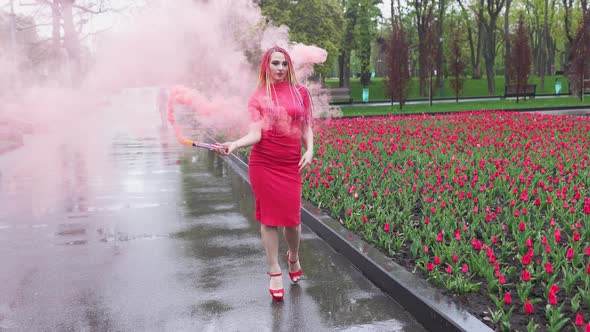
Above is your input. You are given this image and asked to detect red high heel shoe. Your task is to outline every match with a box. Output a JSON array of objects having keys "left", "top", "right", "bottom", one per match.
[
  {"left": 268, "top": 272, "right": 284, "bottom": 301},
  {"left": 286, "top": 251, "right": 302, "bottom": 283}
]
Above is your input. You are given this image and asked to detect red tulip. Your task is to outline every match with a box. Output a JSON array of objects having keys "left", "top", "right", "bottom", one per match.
[
  {"left": 424, "top": 216, "right": 430, "bottom": 224},
  {"left": 498, "top": 274, "right": 506, "bottom": 284},
  {"left": 461, "top": 264, "right": 469, "bottom": 273},
  {"left": 423, "top": 246, "right": 429, "bottom": 253},
  {"left": 566, "top": 247, "right": 574, "bottom": 260},
  {"left": 347, "top": 209, "right": 352, "bottom": 216},
  {"left": 525, "top": 238, "right": 533, "bottom": 247},
  {"left": 504, "top": 292, "right": 512, "bottom": 305},
  {"left": 522, "top": 269, "right": 531, "bottom": 282},
  {"left": 445, "top": 265, "right": 452, "bottom": 274},
  {"left": 492, "top": 236, "right": 498, "bottom": 244},
  {"left": 519, "top": 222, "right": 526, "bottom": 231},
  {"left": 383, "top": 223, "right": 390, "bottom": 232},
  {"left": 522, "top": 253, "right": 531, "bottom": 266},
  {"left": 548, "top": 291, "right": 557, "bottom": 305},
  {"left": 436, "top": 233, "right": 443, "bottom": 242},
  {"left": 524, "top": 301, "right": 534, "bottom": 314},
  {"left": 573, "top": 232, "right": 581, "bottom": 241},
  {"left": 575, "top": 313, "right": 584, "bottom": 326},
  {"left": 586, "top": 247, "right": 590, "bottom": 256},
  {"left": 554, "top": 228, "right": 562, "bottom": 243},
  {"left": 452, "top": 254, "right": 458, "bottom": 262},
  {"left": 434, "top": 256, "right": 441, "bottom": 265},
  {"left": 427, "top": 262, "right": 434, "bottom": 271},
  {"left": 587, "top": 263, "right": 590, "bottom": 274},
  {"left": 541, "top": 236, "right": 548, "bottom": 244},
  {"left": 585, "top": 323, "right": 590, "bottom": 332},
  {"left": 545, "top": 262, "right": 553, "bottom": 274},
  {"left": 362, "top": 216, "right": 368, "bottom": 223}
]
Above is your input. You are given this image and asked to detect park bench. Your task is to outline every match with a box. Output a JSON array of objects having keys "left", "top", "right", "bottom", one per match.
[
  {"left": 504, "top": 84, "right": 536, "bottom": 99},
  {"left": 322, "top": 87, "right": 353, "bottom": 104}
]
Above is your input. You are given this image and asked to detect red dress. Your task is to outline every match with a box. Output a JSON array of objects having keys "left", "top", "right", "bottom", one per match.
[{"left": 248, "top": 80, "right": 311, "bottom": 227}]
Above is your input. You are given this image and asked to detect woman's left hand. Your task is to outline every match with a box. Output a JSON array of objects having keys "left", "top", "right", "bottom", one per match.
[{"left": 298, "top": 149, "right": 313, "bottom": 173}]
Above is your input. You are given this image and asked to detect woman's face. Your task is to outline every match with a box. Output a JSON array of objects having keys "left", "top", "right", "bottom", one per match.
[{"left": 269, "top": 52, "right": 288, "bottom": 83}]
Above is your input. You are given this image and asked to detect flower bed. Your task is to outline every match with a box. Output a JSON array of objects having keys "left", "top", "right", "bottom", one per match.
[{"left": 303, "top": 112, "right": 590, "bottom": 331}]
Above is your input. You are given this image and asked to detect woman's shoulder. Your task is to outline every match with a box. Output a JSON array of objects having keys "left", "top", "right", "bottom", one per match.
[{"left": 295, "top": 84, "right": 310, "bottom": 97}]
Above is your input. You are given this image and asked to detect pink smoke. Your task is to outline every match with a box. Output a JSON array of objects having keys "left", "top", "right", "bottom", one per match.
[{"left": 0, "top": 0, "right": 335, "bottom": 220}]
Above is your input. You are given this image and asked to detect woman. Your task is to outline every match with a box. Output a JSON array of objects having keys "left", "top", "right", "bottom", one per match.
[{"left": 219, "top": 46, "right": 314, "bottom": 301}]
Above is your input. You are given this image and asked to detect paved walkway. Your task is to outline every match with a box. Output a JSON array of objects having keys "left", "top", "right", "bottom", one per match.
[{"left": 0, "top": 94, "right": 424, "bottom": 331}]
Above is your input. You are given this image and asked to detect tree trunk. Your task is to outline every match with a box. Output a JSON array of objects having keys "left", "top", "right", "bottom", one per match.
[
  {"left": 60, "top": 0, "right": 80, "bottom": 85},
  {"left": 504, "top": 0, "right": 512, "bottom": 85},
  {"left": 437, "top": 0, "right": 445, "bottom": 94},
  {"left": 474, "top": 4, "right": 484, "bottom": 79},
  {"left": 540, "top": 0, "right": 549, "bottom": 92},
  {"left": 483, "top": 20, "right": 497, "bottom": 95},
  {"left": 50, "top": 0, "right": 61, "bottom": 78}
]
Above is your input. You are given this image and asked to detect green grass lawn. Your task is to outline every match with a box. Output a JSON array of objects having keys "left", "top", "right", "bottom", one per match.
[
  {"left": 324, "top": 76, "right": 572, "bottom": 102},
  {"left": 328, "top": 96, "right": 590, "bottom": 117}
]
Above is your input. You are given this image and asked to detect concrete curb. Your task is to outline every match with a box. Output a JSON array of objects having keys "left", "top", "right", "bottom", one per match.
[{"left": 221, "top": 151, "right": 492, "bottom": 332}]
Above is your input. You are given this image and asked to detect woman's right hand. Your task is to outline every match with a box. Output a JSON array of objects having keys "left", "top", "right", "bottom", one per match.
[{"left": 217, "top": 142, "right": 237, "bottom": 155}]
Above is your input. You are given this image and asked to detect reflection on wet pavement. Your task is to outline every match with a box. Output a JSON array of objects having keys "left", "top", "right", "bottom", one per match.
[{"left": 0, "top": 103, "right": 424, "bottom": 331}]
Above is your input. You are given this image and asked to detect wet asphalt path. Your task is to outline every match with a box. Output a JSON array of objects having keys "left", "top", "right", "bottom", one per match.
[{"left": 0, "top": 95, "right": 424, "bottom": 331}]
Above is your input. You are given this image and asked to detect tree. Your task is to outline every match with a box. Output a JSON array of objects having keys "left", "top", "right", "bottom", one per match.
[
  {"left": 384, "top": 20, "right": 411, "bottom": 109},
  {"left": 413, "top": 0, "right": 436, "bottom": 95},
  {"left": 355, "top": 0, "right": 381, "bottom": 86},
  {"left": 456, "top": 0, "right": 484, "bottom": 79},
  {"left": 568, "top": 12, "right": 590, "bottom": 100},
  {"left": 481, "top": 0, "right": 505, "bottom": 95},
  {"left": 506, "top": 15, "right": 532, "bottom": 103},
  {"left": 338, "top": 0, "right": 358, "bottom": 88},
  {"left": 447, "top": 23, "right": 467, "bottom": 102},
  {"left": 15, "top": 0, "right": 129, "bottom": 85},
  {"left": 257, "top": 0, "right": 344, "bottom": 80}
]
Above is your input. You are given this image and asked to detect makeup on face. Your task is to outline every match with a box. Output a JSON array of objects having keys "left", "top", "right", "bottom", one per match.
[{"left": 269, "top": 52, "right": 288, "bottom": 83}]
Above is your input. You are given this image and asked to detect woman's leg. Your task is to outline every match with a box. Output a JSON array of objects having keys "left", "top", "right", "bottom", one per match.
[
  {"left": 261, "top": 224, "right": 282, "bottom": 292},
  {"left": 283, "top": 225, "right": 301, "bottom": 277}
]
